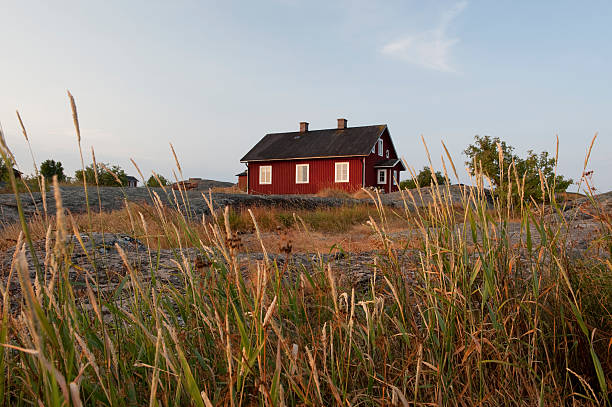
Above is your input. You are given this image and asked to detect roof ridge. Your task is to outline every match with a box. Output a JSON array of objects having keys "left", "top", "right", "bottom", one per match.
[{"left": 266, "top": 124, "right": 386, "bottom": 136}]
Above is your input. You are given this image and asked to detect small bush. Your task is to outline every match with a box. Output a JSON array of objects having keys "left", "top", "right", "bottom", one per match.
[
  {"left": 400, "top": 166, "right": 446, "bottom": 189},
  {"left": 464, "top": 135, "right": 573, "bottom": 203},
  {"left": 40, "top": 159, "right": 66, "bottom": 182},
  {"left": 75, "top": 162, "right": 128, "bottom": 186},
  {"left": 145, "top": 174, "right": 170, "bottom": 187}
]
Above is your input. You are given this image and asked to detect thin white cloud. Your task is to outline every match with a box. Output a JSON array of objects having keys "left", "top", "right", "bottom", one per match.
[{"left": 381, "top": 1, "right": 467, "bottom": 72}]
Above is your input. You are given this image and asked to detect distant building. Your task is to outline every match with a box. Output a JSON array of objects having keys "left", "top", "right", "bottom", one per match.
[
  {"left": 172, "top": 178, "right": 200, "bottom": 191},
  {"left": 236, "top": 171, "right": 247, "bottom": 191},
  {"left": 0, "top": 169, "right": 22, "bottom": 188},
  {"left": 171, "top": 178, "right": 234, "bottom": 191},
  {"left": 126, "top": 176, "right": 138, "bottom": 187},
  {"left": 239, "top": 118, "right": 405, "bottom": 194}
]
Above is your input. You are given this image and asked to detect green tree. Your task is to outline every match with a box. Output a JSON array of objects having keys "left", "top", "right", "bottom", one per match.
[
  {"left": 0, "top": 158, "right": 10, "bottom": 182},
  {"left": 0, "top": 158, "right": 24, "bottom": 183},
  {"left": 400, "top": 167, "right": 446, "bottom": 190},
  {"left": 464, "top": 135, "right": 515, "bottom": 188},
  {"left": 146, "top": 174, "right": 170, "bottom": 187},
  {"left": 75, "top": 163, "right": 128, "bottom": 187},
  {"left": 464, "top": 135, "right": 572, "bottom": 203},
  {"left": 514, "top": 150, "right": 573, "bottom": 202},
  {"left": 40, "top": 159, "right": 66, "bottom": 182}
]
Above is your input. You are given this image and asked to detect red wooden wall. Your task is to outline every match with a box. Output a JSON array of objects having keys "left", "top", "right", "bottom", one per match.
[
  {"left": 237, "top": 175, "right": 247, "bottom": 191},
  {"left": 248, "top": 157, "right": 364, "bottom": 195},
  {"left": 363, "top": 128, "right": 401, "bottom": 193}
]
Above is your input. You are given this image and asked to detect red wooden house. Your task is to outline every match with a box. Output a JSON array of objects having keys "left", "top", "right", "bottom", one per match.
[{"left": 239, "top": 119, "right": 405, "bottom": 195}]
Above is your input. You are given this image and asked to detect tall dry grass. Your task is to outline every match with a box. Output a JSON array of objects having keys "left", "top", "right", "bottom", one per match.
[
  {"left": 0, "top": 203, "right": 391, "bottom": 251},
  {"left": 0, "top": 94, "right": 609, "bottom": 406}
]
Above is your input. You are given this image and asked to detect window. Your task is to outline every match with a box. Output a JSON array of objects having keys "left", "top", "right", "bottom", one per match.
[
  {"left": 335, "top": 162, "right": 349, "bottom": 183},
  {"left": 378, "top": 139, "right": 383, "bottom": 156},
  {"left": 377, "top": 169, "right": 387, "bottom": 185},
  {"left": 386, "top": 150, "right": 389, "bottom": 158},
  {"left": 371, "top": 145, "right": 375, "bottom": 154},
  {"left": 296, "top": 164, "right": 309, "bottom": 184},
  {"left": 259, "top": 166, "right": 271, "bottom": 184}
]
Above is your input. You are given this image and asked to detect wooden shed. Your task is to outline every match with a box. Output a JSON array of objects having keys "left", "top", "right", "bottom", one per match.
[{"left": 236, "top": 171, "right": 248, "bottom": 191}]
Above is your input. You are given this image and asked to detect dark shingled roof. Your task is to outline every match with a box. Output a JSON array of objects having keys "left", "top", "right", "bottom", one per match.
[
  {"left": 374, "top": 159, "right": 406, "bottom": 170},
  {"left": 240, "top": 125, "right": 387, "bottom": 162},
  {"left": 235, "top": 171, "right": 247, "bottom": 177}
]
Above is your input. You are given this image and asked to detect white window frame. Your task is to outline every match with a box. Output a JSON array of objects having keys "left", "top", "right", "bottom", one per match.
[
  {"left": 335, "top": 162, "right": 349, "bottom": 183},
  {"left": 377, "top": 169, "right": 387, "bottom": 185},
  {"left": 295, "top": 164, "right": 309, "bottom": 184},
  {"left": 371, "top": 145, "right": 375, "bottom": 154},
  {"left": 386, "top": 150, "right": 389, "bottom": 158},
  {"left": 259, "top": 165, "right": 272, "bottom": 184},
  {"left": 378, "top": 139, "right": 383, "bottom": 156}
]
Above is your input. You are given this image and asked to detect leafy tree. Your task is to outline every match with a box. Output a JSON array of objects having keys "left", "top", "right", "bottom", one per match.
[
  {"left": 400, "top": 167, "right": 446, "bottom": 190},
  {"left": 146, "top": 174, "right": 170, "bottom": 187},
  {"left": 0, "top": 158, "right": 10, "bottom": 182},
  {"left": 0, "top": 158, "right": 23, "bottom": 183},
  {"left": 464, "top": 135, "right": 572, "bottom": 203},
  {"left": 513, "top": 150, "right": 573, "bottom": 202},
  {"left": 40, "top": 159, "right": 66, "bottom": 182},
  {"left": 464, "top": 135, "right": 515, "bottom": 188},
  {"left": 75, "top": 163, "right": 128, "bottom": 187}
]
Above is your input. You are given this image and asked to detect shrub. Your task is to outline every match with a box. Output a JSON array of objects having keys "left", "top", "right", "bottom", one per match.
[
  {"left": 40, "top": 159, "right": 66, "bottom": 182},
  {"left": 400, "top": 166, "right": 446, "bottom": 190},
  {"left": 0, "top": 158, "right": 17, "bottom": 183},
  {"left": 513, "top": 150, "right": 573, "bottom": 202},
  {"left": 146, "top": 174, "right": 170, "bottom": 187},
  {"left": 75, "top": 163, "right": 128, "bottom": 186},
  {"left": 464, "top": 135, "right": 573, "bottom": 203},
  {"left": 463, "top": 135, "right": 515, "bottom": 188}
]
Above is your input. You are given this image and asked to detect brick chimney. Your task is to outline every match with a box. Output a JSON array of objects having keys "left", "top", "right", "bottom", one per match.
[
  {"left": 300, "top": 122, "right": 309, "bottom": 132},
  {"left": 337, "top": 118, "right": 348, "bottom": 129}
]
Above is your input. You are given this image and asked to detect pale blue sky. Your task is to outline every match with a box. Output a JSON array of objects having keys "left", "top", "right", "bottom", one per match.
[{"left": 1, "top": 1, "right": 610, "bottom": 191}]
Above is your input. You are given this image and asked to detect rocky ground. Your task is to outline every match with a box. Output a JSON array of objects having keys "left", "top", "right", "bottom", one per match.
[
  {"left": 183, "top": 178, "right": 235, "bottom": 190},
  {"left": 0, "top": 187, "right": 360, "bottom": 226},
  {"left": 381, "top": 184, "right": 494, "bottom": 208},
  {"left": 0, "top": 185, "right": 490, "bottom": 226},
  {"left": 0, "top": 232, "right": 420, "bottom": 313},
  {"left": 547, "top": 190, "right": 612, "bottom": 222}
]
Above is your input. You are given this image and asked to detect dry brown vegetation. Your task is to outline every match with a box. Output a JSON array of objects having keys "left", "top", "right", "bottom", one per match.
[
  {"left": 0, "top": 203, "right": 409, "bottom": 253},
  {"left": 209, "top": 185, "right": 247, "bottom": 194},
  {"left": 314, "top": 187, "right": 384, "bottom": 200}
]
